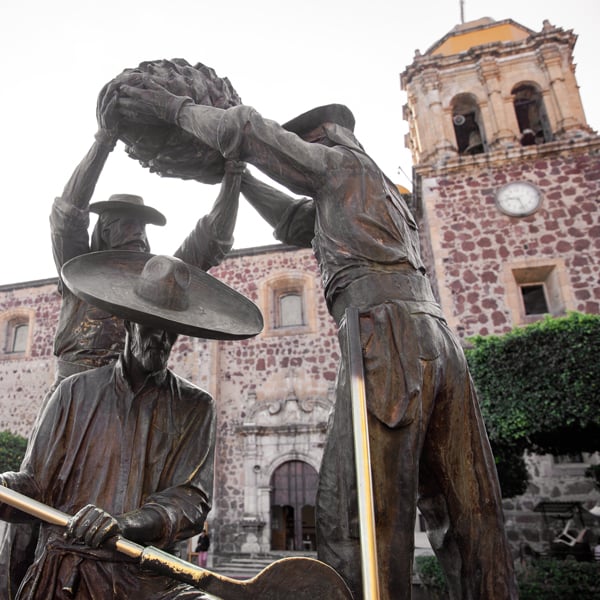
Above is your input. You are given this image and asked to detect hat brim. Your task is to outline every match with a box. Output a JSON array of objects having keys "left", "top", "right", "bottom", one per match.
[
  {"left": 283, "top": 104, "right": 355, "bottom": 137},
  {"left": 61, "top": 251, "right": 263, "bottom": 340},
  {"left": 89, "top": 201, "right": 166, "bottom": 226}
]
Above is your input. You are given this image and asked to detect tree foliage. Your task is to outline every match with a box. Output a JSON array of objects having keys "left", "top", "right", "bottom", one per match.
[
  {"left": 414, "top": 555, "right": 448, "bottom": 599},
  {"left": 465, "top": 313, "right": 600, "bottom": 496},
  {"left": 0, "top": 430, "right": 27, "bottom": 472}
]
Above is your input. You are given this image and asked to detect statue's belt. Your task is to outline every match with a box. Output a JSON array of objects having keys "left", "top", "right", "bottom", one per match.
[{"left": 330, "top": 270, "right": 442, "bottom": 324}]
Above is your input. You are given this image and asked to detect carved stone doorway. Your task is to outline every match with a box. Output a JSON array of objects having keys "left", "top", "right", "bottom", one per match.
[{"left": 270, "top": 460, "right": 318, "bottom": 551}]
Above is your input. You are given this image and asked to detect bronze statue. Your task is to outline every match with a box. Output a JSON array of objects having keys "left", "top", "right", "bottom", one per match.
[
  {"left": 0, "top": 82, "right": 246, "bottom": 599},
  {"left": 50, "top": 81, "right": 245, "bottom": 382},
  {"left": 0, "top": 252, "right": 263, "bottom": 599},
  {"left": 113, "top": 64, "right": 519, "bottom": 599}
]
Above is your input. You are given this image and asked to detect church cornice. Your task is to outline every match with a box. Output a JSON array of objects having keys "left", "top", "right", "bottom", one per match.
[
  {"left": 413, "top": 134, "right": 600, "bottom": 179},
  {"left": 401, "top": 25, "right": 577, "bottom": 89},
  {"left": 237, "top": 422, "right": 328, "bottom": 436}
]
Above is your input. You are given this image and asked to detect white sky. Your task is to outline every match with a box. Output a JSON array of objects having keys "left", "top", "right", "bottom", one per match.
[{"left": 0, "top": 0, "right": 598, "bottom": 285}]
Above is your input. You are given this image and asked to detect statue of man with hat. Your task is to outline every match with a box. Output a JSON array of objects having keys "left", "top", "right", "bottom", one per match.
[
  {"left": 50, "top": 83, "right": 246, "bottom": 385},
  {"left": 113, "top": 80, "right": 518, "bottom": 600},
  {"left": 0, "top": 251, "right": 263, "bottom": 599}
]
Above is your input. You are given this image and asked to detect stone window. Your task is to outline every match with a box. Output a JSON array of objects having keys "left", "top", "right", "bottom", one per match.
[
  {"left": 261, "top": 272, "right": 317, "bottom": 336},
  {"left": 513, "top": 266, "right": 560, "bottom": 322},
  {"left": 520, "top": 284, "right": 549, "bottom": 316},
  {"left": 503, "top": 259, "right": 575, "bottom": 326},
  {"left": 512, "top": 83, "right": 552, "bottom": 146},
  {"left": 451, "top": 94, "right": 486, "bottom": 155},
  {"left": 1, "top": 311, "right": 33, "bottom": 356}
]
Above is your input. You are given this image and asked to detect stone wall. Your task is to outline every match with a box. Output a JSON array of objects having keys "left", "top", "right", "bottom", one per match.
[
  {"left": 208, "top": 246, "right": 339, "bottom": 553},
  {"left": 418, "top": 143, "right": 600, "bottom": 339},
  {"left": 0, "top": 280, "right": 59, "bottom": 435},
  {"left": 503, "top": 453, "right": 600, "bottom": 556}
]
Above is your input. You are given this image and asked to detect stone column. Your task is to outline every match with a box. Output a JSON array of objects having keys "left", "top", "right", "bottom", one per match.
[
  {"left": 478, "top": 57, "right": 517, "bottom": 148},
  {"left": 416, "top": 68, "right": 455, "bottom": 162}
]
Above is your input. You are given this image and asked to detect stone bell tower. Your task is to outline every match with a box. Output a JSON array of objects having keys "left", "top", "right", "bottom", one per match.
[{"left": 401, "top": 17, "right": 600, "bottom": 340}]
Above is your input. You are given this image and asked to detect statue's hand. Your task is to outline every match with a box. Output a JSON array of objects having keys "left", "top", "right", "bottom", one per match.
[
  {"left": 224, "top": 159, "right": 247, "bottom": 176},
  {"left": 118, "top": 78, "right": 193, "bottom": 125},
  {"left": 66, "top": 504, "right": 121, "bottom": 548},
  {"left": 97, "top": 80, "right": 121, "bottom": 134},
  {"left": 115, "top": 506, "right": 165, "bottom": 544}
]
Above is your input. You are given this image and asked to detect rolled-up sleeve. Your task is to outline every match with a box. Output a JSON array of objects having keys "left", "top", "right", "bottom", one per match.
[{"left": 50, "top": 197, "right": 90, "bottom": 273}]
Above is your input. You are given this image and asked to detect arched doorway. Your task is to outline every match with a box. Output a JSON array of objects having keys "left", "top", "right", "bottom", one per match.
[{"left": 270, "top": 460, "right": 318, "bottom": 551}]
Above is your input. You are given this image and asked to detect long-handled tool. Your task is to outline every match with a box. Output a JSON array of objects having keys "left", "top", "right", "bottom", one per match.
[
  {"left": 0, "top": 485, "right": 353, "bottom": 599},
  {"left": 345, "top": 306, "right": 380, "bottom": 599}
]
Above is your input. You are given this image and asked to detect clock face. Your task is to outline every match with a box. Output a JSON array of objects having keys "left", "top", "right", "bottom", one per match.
[{"left": 496, "top": 181, "right": 541, "bottom": 217}]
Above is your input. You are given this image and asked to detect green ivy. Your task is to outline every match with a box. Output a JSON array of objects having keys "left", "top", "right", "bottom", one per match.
[
  {"left": 0, "top": 430, "right": 27, "bottom": 472},
  {"left": 466, "top": 313, "right": 600, "bottom": 456},
  {"left": 414, "top": 555, "right": 448, "bottom": 599}
]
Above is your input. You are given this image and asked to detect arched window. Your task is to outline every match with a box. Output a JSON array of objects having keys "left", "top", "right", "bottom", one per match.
[
  {"left": 512, "top": 84, "right": 552, "bottom": 145},
  {"left": 2, "top": 312, "right": 32, "bottom": 356},
  {"left": 451, "top": 94, "right": 486, "bottom": 155}
]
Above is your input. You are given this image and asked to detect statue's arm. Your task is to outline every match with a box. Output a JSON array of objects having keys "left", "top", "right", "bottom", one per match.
[
  {"left": 59, "top": 131, "right": 117, "bottom": 211},
  {"left": 51, "top": 85, "right": 121, "bottom": 272},
  {"left": 177, "top": 104, "right": 330, "bottom": 197},
  {"left": 174, "top": 160, "right": 244, "bottom": 270},
  {"left": 117, "top": 86, "right": 330, "bottom": 195},
  {"left": 50, "top": 133, "right": 117, "bottom": 273},
  {"left": 240, "top": 170, "right": 296, "bottom": 228},
  {"left": 0, "top": 386, "right": 68, "bottom": 523},
  {"left": 241, "top": 170, "right": 316, "bottom": 247}
]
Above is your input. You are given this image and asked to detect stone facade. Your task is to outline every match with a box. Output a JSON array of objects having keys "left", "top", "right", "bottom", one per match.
[
  {"left": 417, "top": 141, "right": 600, "bottom": 340},
  {"left": 204, "top": 247, "right": 339, "bottom": 554},
  {"left": 401, "top": 18, "right": 593, "bottom": 166},
  {"left": 503, "top": 453, "right": 599, "bottom": 555},
  {"left": 0, "top": 280, "right": 59, "bottom": 434}
]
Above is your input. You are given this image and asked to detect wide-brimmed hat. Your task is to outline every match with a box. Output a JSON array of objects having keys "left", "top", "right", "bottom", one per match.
[
  {"left": 89, "top": 194, "right": 166, "bottom": 226},
  {"left": 283, "top": 104, "right": 355, "bottom": 137},
  {"left": 61, "top": 251, "right": 263, "bottom": 340}
]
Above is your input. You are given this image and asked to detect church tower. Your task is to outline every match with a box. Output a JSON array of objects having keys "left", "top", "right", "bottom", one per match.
[{"left": 401, "top": 18, "right": 600, "bottom": 340}]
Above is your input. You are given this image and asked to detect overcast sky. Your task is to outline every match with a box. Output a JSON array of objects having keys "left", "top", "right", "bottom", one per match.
[{"left": 0, "top": 0, "right": 598, "bottom": 285}]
